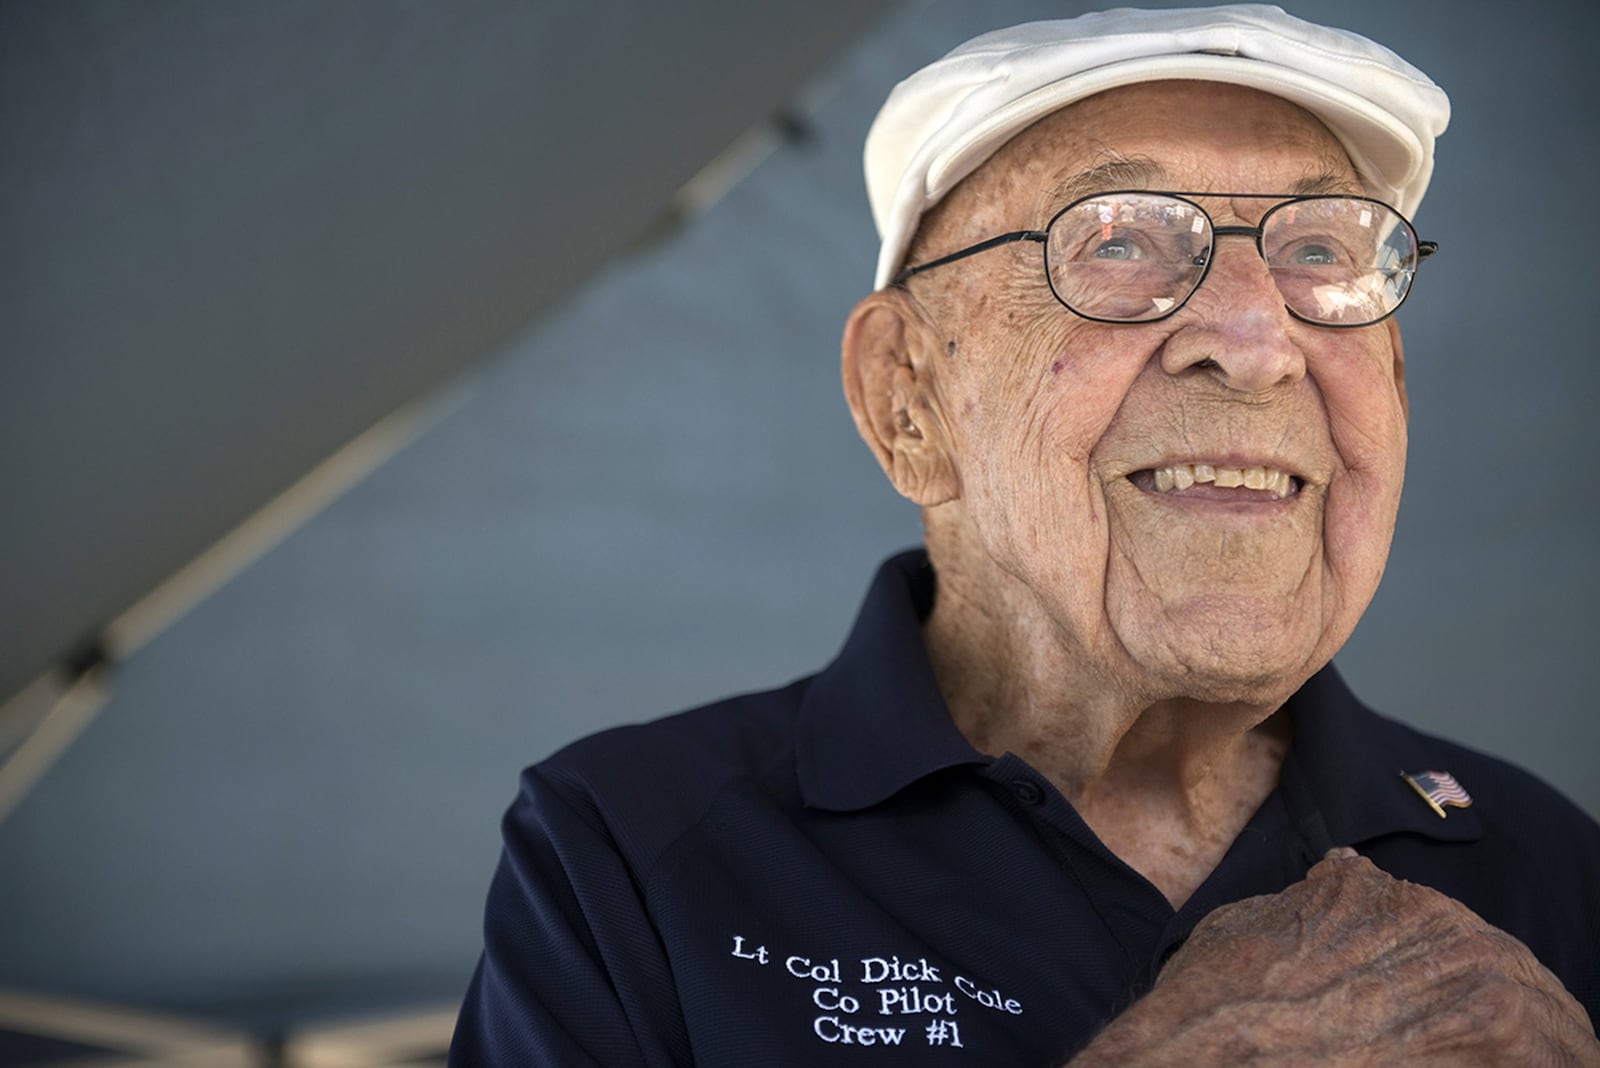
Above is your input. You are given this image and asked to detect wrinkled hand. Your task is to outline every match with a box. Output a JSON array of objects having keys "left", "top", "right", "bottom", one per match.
[{"left": 1072, "top": 850, "right": 1600, "bottom": 1067}]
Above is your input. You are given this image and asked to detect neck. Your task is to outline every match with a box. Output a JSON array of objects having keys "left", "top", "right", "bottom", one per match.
[{"left": 922, "top": 533, "right": 1291, "bottom": 905}]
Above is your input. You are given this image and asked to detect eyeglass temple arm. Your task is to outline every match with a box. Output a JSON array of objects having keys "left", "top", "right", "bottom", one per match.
[{"left": 892, "top": 231, "right": 1048, "bottom": 285}]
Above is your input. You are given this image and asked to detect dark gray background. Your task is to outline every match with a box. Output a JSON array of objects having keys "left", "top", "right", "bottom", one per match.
[{"left": 1, "top": 0, "right": 1595, "bottom": 1038}]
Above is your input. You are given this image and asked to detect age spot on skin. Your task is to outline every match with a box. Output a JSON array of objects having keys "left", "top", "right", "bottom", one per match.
[
  {"left": 1049, "top": 358, "right": 1064, "bottom": 376},
  {"left": 946, "top": 340, "right": 957, "bottom": 358}
]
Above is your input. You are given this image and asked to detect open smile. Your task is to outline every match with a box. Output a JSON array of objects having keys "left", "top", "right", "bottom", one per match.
[{"left": 1127, "top": 462, "right": 1303, "bottom": 502}]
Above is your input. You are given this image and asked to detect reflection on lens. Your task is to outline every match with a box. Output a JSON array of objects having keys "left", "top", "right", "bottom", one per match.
[
  {"left": 1262, "top": 198, "right": 1417, "bottom": 325},
  {"left": 1042, "top": 192, "right": 1421, "bottom": 326},
  {"left": 1046, "top": 194, "right": 1210, "bottom": 322}
]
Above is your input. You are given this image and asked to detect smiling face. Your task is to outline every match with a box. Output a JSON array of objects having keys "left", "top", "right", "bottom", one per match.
[{"left": 847, "top": 81, "right": 1409, "bottom": 709}]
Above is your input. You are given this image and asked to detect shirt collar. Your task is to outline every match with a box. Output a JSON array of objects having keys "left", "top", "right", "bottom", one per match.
[
  {"left": 796, "top": 549, "right": 985, "bottom": 811},
  {"left": 797, "top": 550, "right": 1483, "bottom": 846},
  {"left": 1282, "top": 666, "right": 1482, "bottom": 845}
]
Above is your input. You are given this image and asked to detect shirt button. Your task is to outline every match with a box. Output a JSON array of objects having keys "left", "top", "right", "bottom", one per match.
[{"left": 1011, "top": 779, "right": 1045, "bottom": 806}]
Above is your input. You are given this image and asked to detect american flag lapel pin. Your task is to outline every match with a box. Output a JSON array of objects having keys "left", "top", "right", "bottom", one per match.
[{"left": 1400, "top": 770, "right": 1473, "bottom": 818}]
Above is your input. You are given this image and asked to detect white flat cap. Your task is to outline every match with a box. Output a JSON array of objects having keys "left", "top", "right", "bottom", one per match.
[{"left": 865, "top": 4, "right": 1450, "bottom": 288}]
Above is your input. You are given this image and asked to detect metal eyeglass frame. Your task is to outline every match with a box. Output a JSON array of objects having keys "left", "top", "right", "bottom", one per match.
[{"left": 891, "top": 190, "right": 1439, "bottom": 328}]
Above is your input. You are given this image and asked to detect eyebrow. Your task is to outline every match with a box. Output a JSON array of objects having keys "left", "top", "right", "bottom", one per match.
[
  {"left": 1042, "top": 157, "right": 1167, "bottom": 209},
  {"left": 1287, "top": 169, "right": 1365, "bottom": 196},
  {"left": 1040, "top": 157, "right": 1365, "bottom": 210}
]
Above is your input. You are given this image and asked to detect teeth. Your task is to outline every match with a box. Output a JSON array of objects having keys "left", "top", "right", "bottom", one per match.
[{"left": 1145, "top": 463, "right": 1298, "bottom": 499}]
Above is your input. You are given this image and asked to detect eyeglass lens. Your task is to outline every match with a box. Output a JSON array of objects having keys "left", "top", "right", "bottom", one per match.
[{"left": 1044, "top": 193, "right": 1421, "bottom": 326}]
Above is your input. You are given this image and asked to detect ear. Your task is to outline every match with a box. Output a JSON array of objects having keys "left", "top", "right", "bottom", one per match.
[
  {"left": 840, "top": 289, "right": 960, "bottom": 506},
  {"left": 1385, "top": 318, "right": 1408, "bottom": 420}
]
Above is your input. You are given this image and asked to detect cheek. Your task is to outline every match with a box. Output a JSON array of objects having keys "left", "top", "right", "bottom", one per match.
[
  {"left": 960, "top": 327, "right": 1134, "bottom": 478},
  {"left": 1314, "top": 342, "right": 1408, "bottom": 593},
  {"left": 953, "top": 332, "right": 1154, "bottom": 563}
]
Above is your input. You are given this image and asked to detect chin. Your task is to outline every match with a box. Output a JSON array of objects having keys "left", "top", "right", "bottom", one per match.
[
  {"left": 1154, "top": 657, "right": 1315, "bottom": 708},
  {"left": 1120, "top": 599, "right": 1333, "bottom": 707}
]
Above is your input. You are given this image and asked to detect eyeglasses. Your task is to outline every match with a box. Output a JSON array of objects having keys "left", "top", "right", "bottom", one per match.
[{"left": 893, "top": 190, "right": 1438, "bottom": 328}]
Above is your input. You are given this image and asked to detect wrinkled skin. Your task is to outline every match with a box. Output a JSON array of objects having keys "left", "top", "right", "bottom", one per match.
[
  {"left": 850, "top": 84, "right": 1409, "bottom": 730},
  {"left": 842, "top": 80, "right": 1599, "bottom": 1061},
  {"left": 1071, "top": 852, "right": 1600, "bottom": 1066}
]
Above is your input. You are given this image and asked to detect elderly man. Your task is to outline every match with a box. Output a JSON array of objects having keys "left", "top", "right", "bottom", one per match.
[{"left": 451, "top": 6, "right": 1600, "bottom": 1065}]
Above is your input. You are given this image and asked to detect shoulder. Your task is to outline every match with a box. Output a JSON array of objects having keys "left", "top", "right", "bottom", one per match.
[
  {"left": 510, "top": 676, "right": 815, "bottom": 874},
  {"left": 1292, "top": 668, "right": 1599, "bottom": 862},
  {"left": 541, "top": 675, "right": 810, "bottom": 792},
  {"left": 1381, "top": 716, "right": 1599, "bottom": 853}
]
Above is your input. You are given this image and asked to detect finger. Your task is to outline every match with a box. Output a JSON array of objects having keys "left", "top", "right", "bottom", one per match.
[{"left": 1305, "top": 848, "right": 1380, "bottom": 884}]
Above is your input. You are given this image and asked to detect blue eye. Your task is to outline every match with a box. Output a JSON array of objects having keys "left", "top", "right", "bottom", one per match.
[
  {"left": 1092, "top": 237, "right": 1146, "bottom": 261},
  {"left": 1287, "top": 243, "right": 1338, "bottom": 266}
]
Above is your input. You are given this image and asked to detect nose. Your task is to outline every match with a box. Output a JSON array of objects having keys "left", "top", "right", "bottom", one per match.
[{"left": 1159, "top": 234, "right": 1307, "bottom": 393}]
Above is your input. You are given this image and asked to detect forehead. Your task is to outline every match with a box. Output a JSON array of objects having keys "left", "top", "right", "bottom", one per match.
[{"left": 936, "top": 81, "right": 1360, "bottom": 235}]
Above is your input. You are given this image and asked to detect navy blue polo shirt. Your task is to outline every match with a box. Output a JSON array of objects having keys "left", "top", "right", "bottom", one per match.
[{"left": 452, "top": 550, "right": 1600, "bottom": 1066}]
